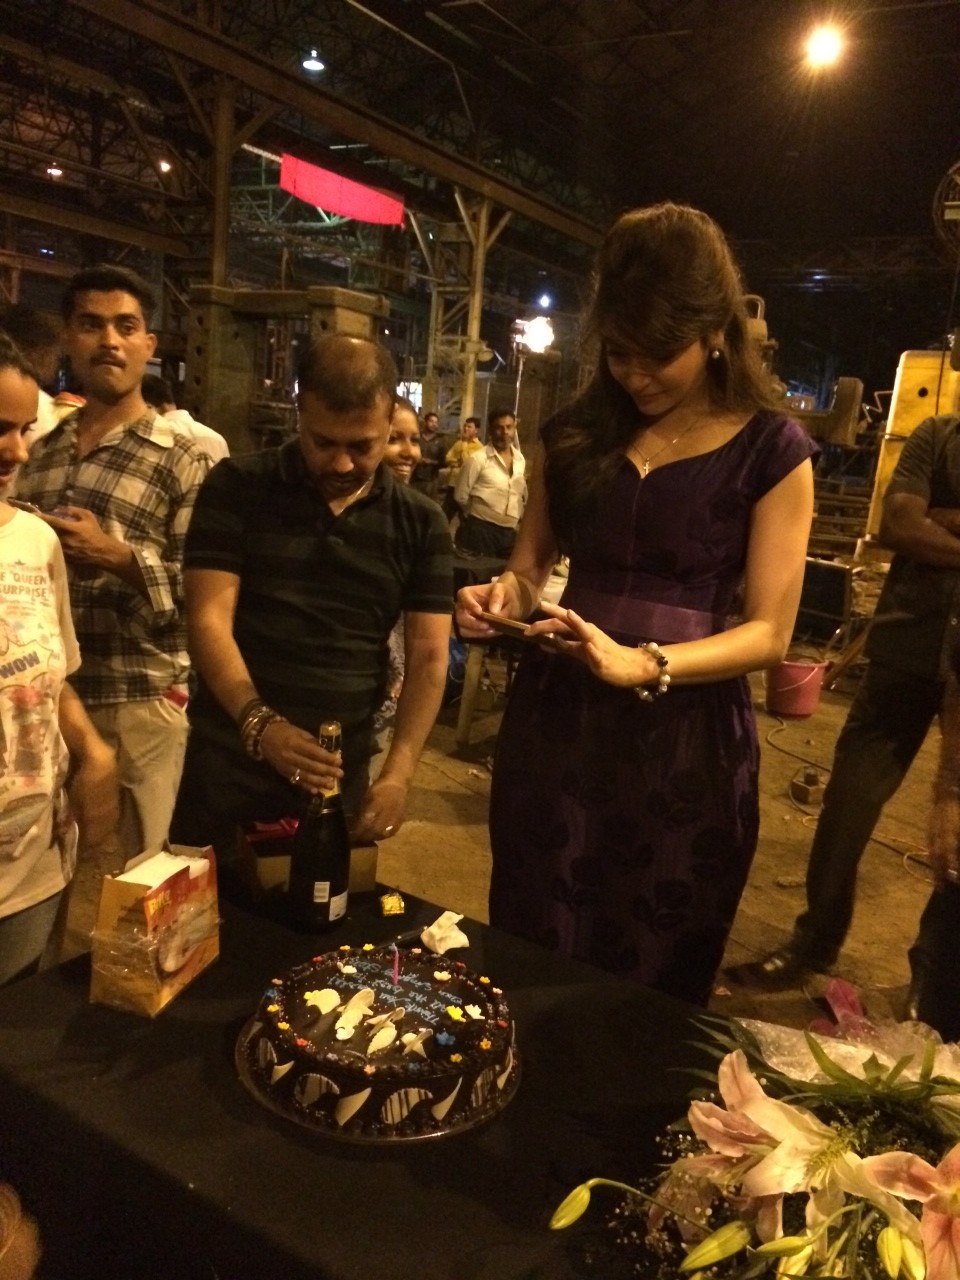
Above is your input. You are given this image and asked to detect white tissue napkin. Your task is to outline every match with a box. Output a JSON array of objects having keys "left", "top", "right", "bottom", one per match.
[{"left": 420, "top": 911, "right": 469, "bottom": 954}]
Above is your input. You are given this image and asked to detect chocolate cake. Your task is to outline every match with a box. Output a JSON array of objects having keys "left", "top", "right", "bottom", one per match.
[{"left": 238, "top": 943, "right": 520, "bottom": 1141}]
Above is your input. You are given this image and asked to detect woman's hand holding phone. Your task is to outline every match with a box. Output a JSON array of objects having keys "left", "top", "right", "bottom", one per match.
[
  {"left": 477, "top": 611, "right": 532, "bottom": 639},
  {"left": 454, "top": 581, "right": 505, "bottom": 639}
]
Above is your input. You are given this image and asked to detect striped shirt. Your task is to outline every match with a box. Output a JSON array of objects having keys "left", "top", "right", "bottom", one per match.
[
  {"left": 16, "top": 411, "right": 208, "bottom": 704},
  {"left": 183, "top": 440, "right": 454, "bottom": 750}
]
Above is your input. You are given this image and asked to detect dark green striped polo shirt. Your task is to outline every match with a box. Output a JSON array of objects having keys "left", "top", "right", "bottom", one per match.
[{"left": 184, "top": 440, "right": 454, "bottom": 754}]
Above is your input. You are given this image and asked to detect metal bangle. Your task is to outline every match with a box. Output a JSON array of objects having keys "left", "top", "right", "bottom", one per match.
[{"left": 235, "top": 697, "right": 265, "bottom": 729}]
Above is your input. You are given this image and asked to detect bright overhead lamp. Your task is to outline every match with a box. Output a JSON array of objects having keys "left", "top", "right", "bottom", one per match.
[
  {"left": 514, "top": 315, "right": 555, "bottom": 355},
  {"left": 302, "top": 48, "right": 325, "bottom": 72},
  {"left": 805, "top": 24, "right": 843, "bottom": 68},
  {"left": 158, "top": 159, "right": 172, "bottom": 173},
  {"left": 46, "top": 164, "right": 63, "bottom": 178}
]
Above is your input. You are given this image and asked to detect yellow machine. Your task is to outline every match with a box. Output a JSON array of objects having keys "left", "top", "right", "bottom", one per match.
[{"left": 865, "top": 349, "right": 960, "bottom": 537}]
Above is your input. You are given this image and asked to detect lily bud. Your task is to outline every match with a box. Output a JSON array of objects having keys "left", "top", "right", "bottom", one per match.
[
  {"left": 680, "top": 1219, "right": 752, "bottom": 1272},
  {"left": 777, "top": 1247, "right": 813, "bottom": 1276},
  {"left": 755, "top": 1235, "right": 814, "bottom": 1257},
  {"left": 549, "top": 1184, "right": 592, "bottom": 1230},
  {"left": 877, "top": 1225, "right": 902, "bottom": 1278},
  {"left": 900, "top": 1236, "right": 926, "bottom": 1280}
]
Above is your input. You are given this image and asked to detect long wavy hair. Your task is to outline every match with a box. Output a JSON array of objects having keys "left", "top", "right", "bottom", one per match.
[
  {"left": 544, "top": 202, "right": 779, "bottom": 552},
  {"left": 0, "top": 331, "right": 39, "bottom": 382}
]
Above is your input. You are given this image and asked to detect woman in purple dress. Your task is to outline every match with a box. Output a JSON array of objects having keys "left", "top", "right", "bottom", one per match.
[{"left": 456, "top": 203, "right": 818, "bottom": 1005}]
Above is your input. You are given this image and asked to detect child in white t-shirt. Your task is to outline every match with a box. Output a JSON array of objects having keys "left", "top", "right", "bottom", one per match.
[{"left": 0, "top": 333, "right": 118, "bottom": 983}]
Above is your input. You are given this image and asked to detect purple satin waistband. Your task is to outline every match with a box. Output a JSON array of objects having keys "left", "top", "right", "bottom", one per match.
[{"left": 557, "top": 584, "right": 732, "bottom": 642}]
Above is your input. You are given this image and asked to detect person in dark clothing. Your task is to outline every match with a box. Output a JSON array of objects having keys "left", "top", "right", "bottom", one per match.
[
  {"left": 410, "top": 410, "right": 452, "bottom": 501},
  {"left": 731, "top": 413, "right": 960, "bottom": 1001},
  {"left": 170, "top": 337, "right": 453, "bottom": 883},
  {"left": 455, "top": 202, "right": 817, "bottom": 1005},
  {"left": 919, "top": 635, "right": 960, "bottom": 1039}
]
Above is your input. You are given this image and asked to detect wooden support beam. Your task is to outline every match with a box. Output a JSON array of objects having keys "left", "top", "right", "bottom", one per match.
[
  {"left": 233, "top": 102, "right": 280, "bottom": 152},
  {"left": 0, "top": 249, "right": 76, "bottom": 281},
  {"left": 0, "top": 192, "right": 188, "bottom": 257}
]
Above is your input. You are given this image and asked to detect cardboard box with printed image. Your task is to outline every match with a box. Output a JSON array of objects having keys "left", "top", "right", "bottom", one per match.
[{"left": 90, "top": 845, "right": 219, "bottom": 1017}]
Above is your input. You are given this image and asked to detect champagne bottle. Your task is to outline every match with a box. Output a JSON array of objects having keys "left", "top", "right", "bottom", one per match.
[{"left": 287, "top": 721, "right": 351, "bottom": 930}]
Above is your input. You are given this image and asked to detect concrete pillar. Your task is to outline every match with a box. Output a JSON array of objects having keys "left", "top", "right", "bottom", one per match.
[
  {"left": 306, "top": 286, "right": 388, "bottom": 342},
  {"left": 185, "top": 285, "right": 389, "bottom": 455},
  {"left": 184, "top": 286, "right": 258, "bottom": 454}
]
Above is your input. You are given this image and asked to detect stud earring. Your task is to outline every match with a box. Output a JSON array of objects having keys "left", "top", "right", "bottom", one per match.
[{"left": 710, "top": 348, "right": 722, "bottom": 360}]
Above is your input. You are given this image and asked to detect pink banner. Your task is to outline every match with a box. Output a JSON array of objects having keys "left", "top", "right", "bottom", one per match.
[{"left": 280, "top": 154, "right": 405, "bottom": 225}]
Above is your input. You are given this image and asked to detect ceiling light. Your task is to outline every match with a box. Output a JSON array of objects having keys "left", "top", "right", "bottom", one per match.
[
  {"left": 47, "top": 164, "right": 63, "bottom": 178},
  {"left": 158, "top": 159, "right": 172, "bottom": 173},
  {"left": 805, "top": 24, "right": 843, "bottom": 68},
  {"left": 302, "top": 48, "right": 325, "bottom": 72}
]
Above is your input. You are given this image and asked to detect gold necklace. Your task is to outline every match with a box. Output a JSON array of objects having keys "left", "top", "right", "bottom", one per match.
[{"left": 629, "top": 416, "right": 705, "bottom": 478}]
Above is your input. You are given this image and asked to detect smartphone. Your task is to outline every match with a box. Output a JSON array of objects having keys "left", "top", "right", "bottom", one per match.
[{"left": 478, "top": 610, "right": 532, "bottom": 639}]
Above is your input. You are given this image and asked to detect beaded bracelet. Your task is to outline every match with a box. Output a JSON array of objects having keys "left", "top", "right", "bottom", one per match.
[
  {"left": 249, "top": 713, "right": 287, "bottom": 761},
  {"left": 633, "top": 641, "right": 671, "bottom": 702},
  {"left": 239, "top": 702, "right": 287, "bottom": 760}
]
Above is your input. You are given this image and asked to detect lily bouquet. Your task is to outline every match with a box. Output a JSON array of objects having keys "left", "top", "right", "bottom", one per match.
[{"left": 551, "top": 983, "right": 960, "bottom": 1278}]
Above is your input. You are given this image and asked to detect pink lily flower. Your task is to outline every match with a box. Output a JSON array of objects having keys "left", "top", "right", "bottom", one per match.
[
  {"left": 863, "top": 1141, "right": 960, "bottom": 1279},
  {"left": 689, "top": 1051, "right": 920, "bottom": 1250}
]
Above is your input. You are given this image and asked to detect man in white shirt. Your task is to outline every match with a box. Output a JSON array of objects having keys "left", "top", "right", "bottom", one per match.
[
  {"left": 454, "top": 410, "right": 526, "bottom": 558},
  {"left": 141, "top": 374, "right": 230, "bottom": 465}
]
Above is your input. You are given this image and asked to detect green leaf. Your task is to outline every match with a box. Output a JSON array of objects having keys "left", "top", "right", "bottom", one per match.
[
  {"left": 803, "top": 1031, "right": 867, "bottom": 1087},
  {"left": 883, "top": 1054, "right": 916, "bottom": 1087},
  {"left": 862, "top": 1053, "right": 885, "bottom": 1083},
  {"left": 919, "top": 1037, "right": 937, "bottom": 1084},
  {"left": 549, "top": 1184, "right": 591, "bottom": 1230}
]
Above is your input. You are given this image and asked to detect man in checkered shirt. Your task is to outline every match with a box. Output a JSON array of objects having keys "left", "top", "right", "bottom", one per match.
[{"left": 16, "top": 264, "right": 208, "bottom": 859}]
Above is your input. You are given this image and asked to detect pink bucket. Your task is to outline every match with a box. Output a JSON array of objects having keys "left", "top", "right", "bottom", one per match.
[{"left": 764, "top": 659, "right": 828, "bottom": 717}]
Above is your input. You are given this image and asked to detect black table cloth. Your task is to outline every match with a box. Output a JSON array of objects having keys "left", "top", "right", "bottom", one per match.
[{"left": 0, "top": 892, "right": 707, "bottom": 1280}]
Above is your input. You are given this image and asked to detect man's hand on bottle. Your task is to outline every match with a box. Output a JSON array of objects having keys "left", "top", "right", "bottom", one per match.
[
  {"left": 259, "top": 720, "right": 343, "bottom": 795},
  {"left": 351, "top": 778, "right": 407, "bottom": 844}
]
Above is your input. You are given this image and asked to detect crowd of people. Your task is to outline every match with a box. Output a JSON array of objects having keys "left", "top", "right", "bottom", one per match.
[{"left": 1, "top": 205, "right": 959, "bottom": 1055}]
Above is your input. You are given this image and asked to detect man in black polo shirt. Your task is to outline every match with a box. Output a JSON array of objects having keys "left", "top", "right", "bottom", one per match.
[{"left": 170, "top": 335, "right": 453, "bottom": 875}]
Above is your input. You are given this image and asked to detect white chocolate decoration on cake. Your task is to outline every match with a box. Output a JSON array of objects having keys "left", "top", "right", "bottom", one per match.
[{"left": 241, "top": 944, "right": 519, "bottom": 1141}]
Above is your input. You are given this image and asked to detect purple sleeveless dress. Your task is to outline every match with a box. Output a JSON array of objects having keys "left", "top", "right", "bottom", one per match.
[{"left": 489, "top": 412, "right": 817, "bottom": 1005}]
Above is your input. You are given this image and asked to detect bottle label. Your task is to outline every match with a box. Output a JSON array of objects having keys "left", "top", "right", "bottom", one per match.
[
  {"left": 328, "top": 890, "right": 348, "bottom": 922},
  {"left": 311, "top": 881, "right": 331, "bottom": 904}
]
